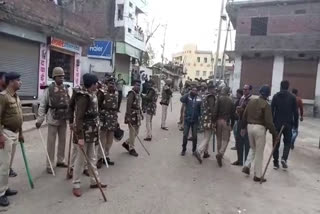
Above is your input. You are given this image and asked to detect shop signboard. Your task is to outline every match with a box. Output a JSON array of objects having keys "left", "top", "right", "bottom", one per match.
[
  {"left": 74, "top": 54, "right": 81, "bottom": 86},
  {"left": 50, "top": 37, "right": 81, "bottom": 54},
  {"left": 39, "top": 43, "right": 47, "bottom": 87},
  {"left": 88, "top": 40, "right": 113, "bottom": 60}
]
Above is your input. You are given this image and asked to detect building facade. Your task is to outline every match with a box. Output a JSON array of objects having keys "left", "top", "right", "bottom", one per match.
[
  {"left": 0, "top": 0, "right": 92, "bottom": 99},
  {"left": 172, "top": 44, "right": 233, "bottom": 83},
  {"left": 227, "top": 0, "right": 320, "bottom": 116}
]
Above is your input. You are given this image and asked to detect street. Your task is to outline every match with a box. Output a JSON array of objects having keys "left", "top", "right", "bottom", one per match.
[{"left": 4, "top": 93, "right": 320, "bottom": 214}]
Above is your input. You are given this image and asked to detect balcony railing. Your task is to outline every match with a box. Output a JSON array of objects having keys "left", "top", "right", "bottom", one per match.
[{"left": 134, "top": 26, "right": 145, "bottom": 41}]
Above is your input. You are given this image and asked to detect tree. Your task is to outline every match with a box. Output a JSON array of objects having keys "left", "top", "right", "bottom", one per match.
[{"left": 142, "top": 44, "right": 155, "bottom": 66}]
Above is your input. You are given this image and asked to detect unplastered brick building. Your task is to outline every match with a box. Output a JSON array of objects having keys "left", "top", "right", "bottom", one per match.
[{"left": 227, "top": 0, "right": 320, "bottom": 117}]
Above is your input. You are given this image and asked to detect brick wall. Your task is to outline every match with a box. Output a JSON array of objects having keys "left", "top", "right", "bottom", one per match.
[
  {"left": 232, "top": 1, "right": 320, "bottom": 52},
  {"left": 0, "top": 0, "right": 93, "bottom": 44}
]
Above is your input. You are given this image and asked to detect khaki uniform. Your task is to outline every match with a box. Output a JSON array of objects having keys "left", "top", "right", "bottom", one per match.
[
  {"left": 142, "top": 87, "right": 158, "bottom": 138},
  {"left": 213, "top": 95, "right": 235, "bottom": 156},
  {"left": 242, "top": 97, "right": 277, "bottom": 177},
  {"left": 0, "top": 88, "right": 23, "bottom": 196},
  {"left": 197, "top": 93, "right": 216, "bottom": 157},
  {"left": 37, "top": 82, "right": 70, "bottom": 168},
  {"left": 124, "top": 90, "right": 142, "bottom": 150},
  {"left": 72, "top": 87, "right": 100, "bottom": 188},
  {"left": 160, "top": 84, "right": 172, "bottom": 128},
  {"left": 97, "top": 87, "right": 118, "bottom": 159}
]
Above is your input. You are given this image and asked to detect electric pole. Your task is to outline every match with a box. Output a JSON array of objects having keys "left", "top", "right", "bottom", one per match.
[
  {"left": 221, "top": 19, "right": 231, "bottom": 81},
  {"left": 161, "top": 24, "right": 168, "bottom": 65},
  {"left": 213, "top": 0, "right": 226, "bottom": 83}
]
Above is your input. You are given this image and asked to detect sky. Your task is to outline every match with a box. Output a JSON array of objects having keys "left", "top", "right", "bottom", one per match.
[{"left": 142, "top": 0, "right": 235, "bottom": 63}]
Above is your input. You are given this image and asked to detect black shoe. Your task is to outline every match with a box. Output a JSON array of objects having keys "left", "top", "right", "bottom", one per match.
[
  {"left": 161, "top": 127, "right": 168, "bottom": 131},
  {"left": 83, "top": 169, "right": 90, "bottom": 177},
  {"left": 5, "top": 188, "right": 17, "bottom": 197},
  {"left": 46, "top": 168, "right": 53, "bottom": 175},
  {"left": 281, "top": 159, "right": 288, "bottom": 169},
  {"left": 273, "top": 161, "right": 280, "bottom": 170},
  {"left": 291, "top": 144, "right": 294, "bottom": 150},
  {"left": 253, "top": 176, "right": 267, "bottom": 183},
  {"left": 144, "top": 137, "right": 152, "bottom": 141},
  {"left": 231, "top": 146, "right": 237, "bottom": 150},
  {"left": 122, "top": 142, "right": 130, "bottom": 152},
  {"left": 96, "top": 158, "right": 104, "bottom": 169},
  {"left": 231, "top": 160, "right": 243, "bottom": 166},
  {"left": 129, "top": 149, "right": 139, "bottom": 157},
  {"left": 188, "top": 137, "right": 193, "bottom": 141},
  {"left": 216, "top": 154, "right": 223, "bottom": 167},
  {"left": 0, "top": 195, "right": 9, "bottom": 207},
  {"left": 179, "top": 127, "right": 184, "bottom": 131},
  {"left": 180, "top": 151, "right": 186, "bottom": 156},
  {"left": 9, "top": 168, "right": 17, "bottom": 177},
  {"left": 56, "top": 162, "right": 68, "bottom": 168},
  {"left": 106, "top": 157, "right": 115, "bottom": 166},
  {"left": 194, "top": 151, "right": 202, "bottom": 164},
  {"left": 203, "top": 152, "right": 210, "bottom": 159},
  {"left": 242, "top": 166, "right": 250, "bottom": 175}
]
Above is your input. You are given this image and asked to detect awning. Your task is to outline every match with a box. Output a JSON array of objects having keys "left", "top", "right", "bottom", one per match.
[{"left": 116, "top": 42, "right": 141, "bottom": 59}]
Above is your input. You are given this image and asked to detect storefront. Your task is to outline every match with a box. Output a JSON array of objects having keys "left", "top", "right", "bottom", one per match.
[
  {"left": 47, "top": 37, "right": 82, "bottom": 87},
  {"left": 0, "top": 32, "right": 41, "bottom": 99}
]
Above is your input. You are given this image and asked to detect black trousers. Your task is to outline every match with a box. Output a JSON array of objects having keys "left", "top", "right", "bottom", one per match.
[
  {"left": 273, "top": 124, "right": 292, "bottom": 163},
  {"left": 182, "top": 121, "right": 198, "bottom": 152},
  {"left": 117, "top": 91, "right": 123, "bottom": 111},
  {"left": 236, "top": 132, "right": 250, "bottom": 164}
]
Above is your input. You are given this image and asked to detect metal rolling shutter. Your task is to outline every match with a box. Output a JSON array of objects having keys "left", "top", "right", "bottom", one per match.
[{"left": 0, "top": 33, "right": 39, "bottom": 99}]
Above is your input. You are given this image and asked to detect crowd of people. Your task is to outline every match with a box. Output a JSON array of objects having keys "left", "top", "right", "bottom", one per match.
[
  {"left": 178, "top": 79, "right": 302, "bottom": 183},
  {"left": 0, "top": 67, "right": 304, "bottom": 207}
]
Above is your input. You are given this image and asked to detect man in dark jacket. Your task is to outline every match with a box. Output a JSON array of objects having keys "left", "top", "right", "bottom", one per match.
[
  {"left": 180, "top": 83, "right": 202, "bottom": 156},
  {"left": 271, "top": 80, "right": 298, "bottom": 169}
]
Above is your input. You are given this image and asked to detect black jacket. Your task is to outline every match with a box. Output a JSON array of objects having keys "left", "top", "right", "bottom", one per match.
[{"left": 271, "top": 90, "right": 298, "bottom": 129}]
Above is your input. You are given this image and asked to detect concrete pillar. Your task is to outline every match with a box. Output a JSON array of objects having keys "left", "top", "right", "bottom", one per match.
[
  {"left": 314, "top": 59, "right": 320, "bottom": 117},
  {"left": 232, "top": 55, "right": 242, "bottom": 96},
  {"left": 271, "top": 55, "right": 284, "bottom": 97}
]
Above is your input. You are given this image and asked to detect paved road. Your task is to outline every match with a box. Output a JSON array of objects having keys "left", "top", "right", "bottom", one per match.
[{"left": 3, "top": 93, "right": 320, "bottom": 214}]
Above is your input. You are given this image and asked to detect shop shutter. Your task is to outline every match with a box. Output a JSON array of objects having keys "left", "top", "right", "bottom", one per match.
[{"left": 0, "top": 33, "right": 39, "bottom": 99}]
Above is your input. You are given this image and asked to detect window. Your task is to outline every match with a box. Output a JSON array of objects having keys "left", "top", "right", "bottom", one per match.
[
  {"left": 218, "top": 58, "right": 222, "bottom": 62},
  {"left": 128, "top": 28, "right": 132, "bottom": 33},
  {"left": 210, "top": 71, "right": 213, "bottom": 76},
  {"left": 251, "top": 17, "right": 268, "bottom": 36},
  {"left": 196, "top": 71, "right": 200, "bottom": 76},
  {"left": 117, "top": 4, "right": 124, "bottom": 20},
  {"left": 204, "top": 57, "right": 208, "bottom": 63},
  {"left": 129, "top": 13, "right": 133, "bottom": 19},
  {"left": 197, "top": 57, "right": 200, "bottom": 63},
  {"left": 129, "top": 2, "right": 133, "bottom": 7},
  {"left": 203, "top": 71, "right": 207, "bottom": 77}
]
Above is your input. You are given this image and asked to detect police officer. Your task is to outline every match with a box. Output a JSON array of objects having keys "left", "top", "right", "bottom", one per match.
[
  {"left": 194, "top": 84, "right": 216, "bottom": 163},
  {"left": 36, "top": 67, "right": 70, "bottom": 174},
  {"left": 178, "top": 80, "right": 191, "bottom": 131},
  {"left": 160, "top": 79, "right": 173, "bottom": 130},
  {"left": 241, "top": 85, "right": 278, "bottom": 182},
  {"left": 72, "top": 73, "right": 107, "bottom": 197},
  {"left": 141, "top": 79, "right": 158, "bottom": 141},
  {"left": 0, "top": 72, "right": 23, "bottom": 206},
  {"left": 122, "top": 80, "right": 142, "bottom": 157},
  {"left": 97, "top": 76, "right": 118, "bottom": 168},
  {"left": 213, "top": 87, "right": 235, "bottom": 167}
]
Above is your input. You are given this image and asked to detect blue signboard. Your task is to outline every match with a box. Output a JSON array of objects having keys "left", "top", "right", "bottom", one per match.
[{"left": 88, "top": 40, "right": 113, "bottom": 60}]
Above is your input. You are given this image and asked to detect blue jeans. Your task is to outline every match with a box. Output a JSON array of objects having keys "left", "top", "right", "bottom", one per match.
[{"left": 291, "top": 128, "right": 298, "bottom": 146}]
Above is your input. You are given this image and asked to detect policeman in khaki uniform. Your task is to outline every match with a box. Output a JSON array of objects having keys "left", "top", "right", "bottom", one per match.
[
  {"left": 96, "top": 77, "right": 118, "bottom": 168},
  {"left": 141, "top": 79, "right": 158, "bottom": 141},
  {"left": 72, "top": 73, "right": 107, "bottom": 197},
  {"left": 241, "top": 85, "right": 278, "bottom": 183},
  {"left": 178, "top": 80, "right": 191, "bottom": 131},
  {"left": 0, "top": 72, "right": 23, "bottom": 206},
  {"left": 194, "top": 84, "right": 216, "bottom": 163},
  {"left": 36, "top": 67, "right": 70, "bottom": 174},
  {"left": 213, "top": 86, "right": 235, "bottom": 167},
  {"left": 160, "top": 79, "right": 173, "bottom": 130},
  {"left": 122, "top": 80, "right": 142, "bottom": 157}
]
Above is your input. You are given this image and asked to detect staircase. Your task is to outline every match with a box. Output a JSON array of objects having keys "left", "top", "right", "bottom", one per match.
[{"left": 21, "top": 101, "right": 39, "bottom": 122}]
